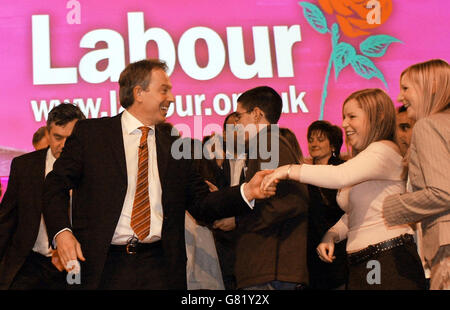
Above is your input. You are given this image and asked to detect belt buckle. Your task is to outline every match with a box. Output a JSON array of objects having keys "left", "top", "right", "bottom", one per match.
[
  {"left": 126, "top": 236, "right": 139, "bottom": 255},
  {"left": 126, "top": 243, "right": 137, "bottom": 255}
]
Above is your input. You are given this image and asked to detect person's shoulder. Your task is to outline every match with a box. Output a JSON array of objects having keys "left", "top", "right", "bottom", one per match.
[
  {"left": 156, "top": 123, "right": 179, "bottom": 142},
  {"left": 411, "top": 112, "right": 450, "bottom": 148},
  {"left": 72, "top": 115, "right": 122, "bottom": 136},
  {"left": 426, "top": 110, "right": 450, "bottom": 122},
  {"left": 415, "top": 112, "right": 450, "bottom": 133},
  {"left": 78, "top": 114, "right": 119, "bottom": 127},
  {"left": 366, "top": 140, "right": 402, "bottom": 157},
  {"left": 12, "top": 148, "right": 47, "bottom": 167}
]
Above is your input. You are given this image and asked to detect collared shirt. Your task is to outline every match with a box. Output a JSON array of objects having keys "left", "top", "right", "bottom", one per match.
[
  {"left": 111, "top": 110, "right": 164, "bottom": 244},
  {"left": 227, "top": 151, "right": 247, "bottom": 187},
  {"left": 32, "top": 148, "right": 56, "bottom": 257}
]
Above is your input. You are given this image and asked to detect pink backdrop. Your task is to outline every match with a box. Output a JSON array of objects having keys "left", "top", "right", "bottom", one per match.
[{"left": 0, "top": 0, "right": 449, "bottom": 197}]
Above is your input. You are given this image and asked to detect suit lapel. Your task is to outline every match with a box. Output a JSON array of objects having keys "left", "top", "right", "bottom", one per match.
[
  {"left": 107, "top": 113, "right": 127, "bottom": 181},
  {"left": 155, "top": 127, "right": 171, "bottom": 188},
  {"left": 34, "top": 148, "right": 48, "bottom": 213},
  {"left": 223, "top": 159, "right": 231, "bottom": 186}
]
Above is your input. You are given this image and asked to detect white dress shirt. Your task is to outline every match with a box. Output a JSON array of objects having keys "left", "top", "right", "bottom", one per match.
[
  {"left": 111, "top": 110, "right": 164, "bottom": 244},
  {"left": 227, "top": 152, "right": 247, "bottom": 187},
  {"left": 32, "top": 148, "right": 56, "bottom": 257}
]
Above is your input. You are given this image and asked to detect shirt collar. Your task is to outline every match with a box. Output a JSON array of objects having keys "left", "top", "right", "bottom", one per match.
[
  {"left": 226, "top": 149, "right": 246, "bottom": 161},
  {"left": 46, "top": 147, "right": 57, "bottom": 165},
  {"left": 122, "top": 110, "right": 155, "bottom": 135}
]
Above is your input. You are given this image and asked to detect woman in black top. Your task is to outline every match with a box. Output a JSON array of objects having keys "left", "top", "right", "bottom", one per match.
[{"left": 306, "top": 121, "right": 348, "bottom": 290}]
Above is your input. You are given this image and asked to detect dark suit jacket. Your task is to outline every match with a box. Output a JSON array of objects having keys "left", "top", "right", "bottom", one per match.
[
  {"left": 0, "top": 148, "right": 49, "bottom": 289},
  {"left": 234, "top": 126, "right": 310, "bottom": 288},
  {"left": 42, "top": 113, "right": 250, "bottom": 289}
]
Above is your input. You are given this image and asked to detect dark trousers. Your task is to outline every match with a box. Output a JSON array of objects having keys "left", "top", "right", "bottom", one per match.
[
  {"left": 9, "top": 251, "right": 67, "bottom": 290},
  {"left": 347, "top": 241, "right": 426, "bottom": 290},
  {"left": 98, "top": 242, "right": 169, "bottom": 290}
]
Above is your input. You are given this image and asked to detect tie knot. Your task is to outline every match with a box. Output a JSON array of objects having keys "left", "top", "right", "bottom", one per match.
[{"left": 139, "top": 126, "right": 150, "bottom": 137}]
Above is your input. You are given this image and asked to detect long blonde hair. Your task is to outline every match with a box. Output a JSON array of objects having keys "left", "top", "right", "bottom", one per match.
[
  {"left": 343, "top": 89, "right": 396, "bottom": 156},
  {"left": 401, "top": 59, "right": 450, "bottom": 120}
]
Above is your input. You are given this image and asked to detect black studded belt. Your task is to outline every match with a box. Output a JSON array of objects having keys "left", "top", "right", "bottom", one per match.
[{"left": 347, "top": 234, "right": 415, "bottom": 266}]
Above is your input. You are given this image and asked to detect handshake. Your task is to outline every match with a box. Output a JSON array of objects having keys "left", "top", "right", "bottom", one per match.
[
  {"left": 51, "top": 166, "right": 297, "bottom": 274},
  {"left": 244, "top": 164, "right": 298, "bottom": 201}
]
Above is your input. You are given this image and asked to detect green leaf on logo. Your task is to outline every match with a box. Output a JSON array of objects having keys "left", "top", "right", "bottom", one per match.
[
  {"left": 299, "top": 2, "right": 328, "bottom": 34},
  {"left": 350, "top": 55, "right": 388, "bottom": 88},
  {"left": 331, "top": 23, "right": 340, "bottom": 46},
  {"left": 333, "top": 42, "right": 356, "bottom": 80},
  {"left": 360, "top": 35, "right": 403, "bottom": 58}
]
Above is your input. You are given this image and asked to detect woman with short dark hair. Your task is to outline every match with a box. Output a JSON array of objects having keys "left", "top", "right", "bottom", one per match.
[{"left": 305, "top": 120, "right": 347, "bottom": 290}]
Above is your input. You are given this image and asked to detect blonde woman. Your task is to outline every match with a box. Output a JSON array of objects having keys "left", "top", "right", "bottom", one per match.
[
  {"left": 383, "top": 59, "right": 450, "bottom": 290},
  {"left": 262, "top": 89, "right": 426, "bottom": 289}
]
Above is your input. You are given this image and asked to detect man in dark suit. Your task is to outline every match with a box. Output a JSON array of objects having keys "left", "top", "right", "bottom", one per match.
[
  {"left": 42, "top": 59, "right": 274, "bottom": 290},
  {"left": 232, "top": 86, "right": 310, "bottom": 290},
  {"left": 0, "top": 104, "right": 85, "bottom": 289}
]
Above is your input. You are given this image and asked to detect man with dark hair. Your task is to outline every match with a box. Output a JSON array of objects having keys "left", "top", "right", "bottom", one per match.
[
  {"left": 231, "top": 86, "right": 310, "bottom": 290},
  {"left": 236, "top": 86, "right": 283, "bottom": 124},
  {"left": 0, "top": 103, "right": 85, "bottom": 289},
  {"left": 32, "top": 126, "right": 49, "bottom": 150},
  {"left": 118, "top": 59, "right": 168, "bottom": 109},
  {"left": 42, "top": 59, "right": 273, "bottom": 289},
  {"left": 396, "top": 105, "right": 416, "bottom": 156}
]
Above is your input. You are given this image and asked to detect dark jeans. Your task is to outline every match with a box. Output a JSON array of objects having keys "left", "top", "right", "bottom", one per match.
[
  {"left": 10, "top": 251, "right": 67, "bottom": 290},
  {"left": 98, "top": 241, "right": 169, "bottom": 290},
  {"left": 242, "top": 280, "right": 306, "bottom": 290},
  {"left": 347, "top": 241, "right": 426, "bottom": 290}
]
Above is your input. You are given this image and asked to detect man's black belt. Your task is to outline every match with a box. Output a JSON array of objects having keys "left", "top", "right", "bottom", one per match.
[
  {"left": 347, "top": 234, "right": 415, "bottom": 266},
  {"left": 109, "top": 240, "right": 162, "bottom": 255}
]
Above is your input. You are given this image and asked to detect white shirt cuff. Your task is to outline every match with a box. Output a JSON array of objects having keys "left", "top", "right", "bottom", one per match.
[
  {"left": 240, "top": 183, "right": 255, "bottom": 209},
  {"left": 52, "top": 228, "right": 73, "bottom": 249}
]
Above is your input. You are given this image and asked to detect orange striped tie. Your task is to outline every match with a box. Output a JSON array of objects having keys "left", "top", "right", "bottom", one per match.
[{"left": 131, "top": 126, "right": 151, "bottom": 240}]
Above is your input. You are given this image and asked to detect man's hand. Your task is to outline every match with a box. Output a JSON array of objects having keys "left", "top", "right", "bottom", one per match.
[
  {"left": 51, "top": 249, "right": 65, "bottom": 272},
  {"left": 205, "top": 180, "right": 219, "bottom": 192},
  {"left": 303, "top": 157, "right": 313, "bottom": 164},
  {"left": 213, "top": 217, "right": 236, "bottom": 231},
  {"left": 55, "top": 230, "right": 86, "bottom": 272},
  {"left": 244, "top": 170, "right": 276, "bottom": 200}
]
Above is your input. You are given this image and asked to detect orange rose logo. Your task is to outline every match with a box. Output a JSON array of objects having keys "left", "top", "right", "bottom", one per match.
[
  {"left": 318, "top": 0, "right": 392, "bottom": 37},
  {"left": 298, "top": 1, "right": 401, "bottom": 119}
]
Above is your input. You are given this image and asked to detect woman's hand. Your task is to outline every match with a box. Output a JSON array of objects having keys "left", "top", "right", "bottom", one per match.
[
  {"left": 260, "top": 165, "right": 291, "bottom": 192},
  {"left": 316, "top": 232, "right": 338, "bottom": 263},
  {"left": 316, "top": 242, "right": 336, "bottom": 263}
]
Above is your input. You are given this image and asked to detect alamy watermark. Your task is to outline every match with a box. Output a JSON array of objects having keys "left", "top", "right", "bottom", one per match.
[
  {"left": 366, "top": 259, "right": 381, "bottom": 285},
  {"left": 66, "top": 260, "right": 81, "bottom": 285},
  {"left": 366, "top": 0, "right": 381, "bottom": 25},
  {"left": 169, "top": 119, "right": 280, "bottom": 170},
  {"left": 66, "top": 0, "right": 81, "bottom": 24}
]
